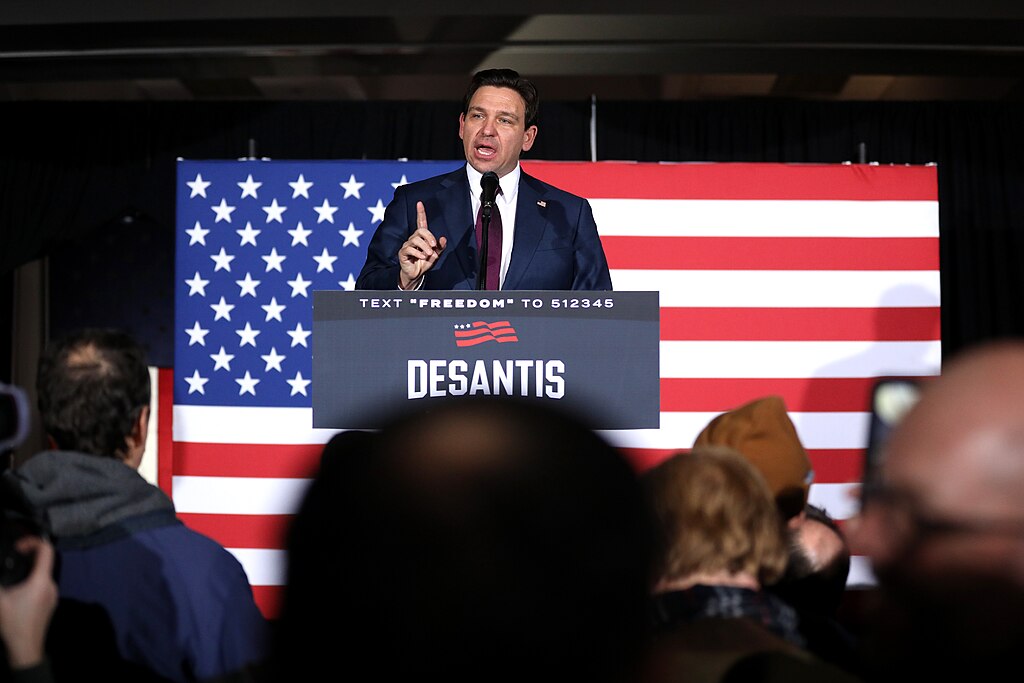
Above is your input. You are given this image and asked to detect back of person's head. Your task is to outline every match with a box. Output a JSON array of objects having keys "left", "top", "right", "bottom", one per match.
[
  {"left": 644, "top": 445, "right": 788, "bottom": 589},
  {"left": 275, "top": 396, "right": 654, "bottom": 682},
  {"left": 693, "top": 396, "right": 814, "bottom": 522},
  {"left": 36, "top": 328, "right": 150, "bottom": 459},
  {"left": 463, "top": 67, "right": 539, "bottom": 128},
  {"left": 771, "top": 504, "right": 851, "bottom": 617}
]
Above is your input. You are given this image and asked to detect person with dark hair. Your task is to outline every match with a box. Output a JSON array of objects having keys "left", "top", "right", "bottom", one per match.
[
  {"left": 774, "top": 505, "right": 851, "bottom": 619},
  {"left": 267, "top": 396, "right": 653, "bottom": 683},
  {"left": 4, "top": 329, "right": 268, "bottom": 683},
  {"left": 357, "top": 67, "right": 612, "bottom": 291},
  {"left": 767, "top": 504, "right": 860, "bottom": 676}
]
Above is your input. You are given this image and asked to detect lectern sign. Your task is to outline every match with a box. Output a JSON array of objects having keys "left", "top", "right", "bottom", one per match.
[{"left": 312, "top": 291, "right": 660, "bottom": 429}]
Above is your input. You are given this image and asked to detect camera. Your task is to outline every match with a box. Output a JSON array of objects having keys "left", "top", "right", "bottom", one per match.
[
  {"left": 0, "top": 382, "right": 46, "bottom": 586},
  {"left": 0, "top": 382, "right": 30, "bottom": 456}
]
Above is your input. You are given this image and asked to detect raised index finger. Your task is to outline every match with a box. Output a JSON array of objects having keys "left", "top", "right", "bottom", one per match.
[{"left": 416, "top": 201, "right": 428, "bottom": 231}]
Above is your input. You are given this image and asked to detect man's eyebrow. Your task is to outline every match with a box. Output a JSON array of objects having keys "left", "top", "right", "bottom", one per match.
[{"left": 468, "top": 105, "right": 520, "bottom": 120}]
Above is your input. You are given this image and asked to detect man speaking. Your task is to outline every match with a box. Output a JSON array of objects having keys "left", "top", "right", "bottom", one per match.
[{"left": 356, "top": 69, "right": 612, "bottom": 292}]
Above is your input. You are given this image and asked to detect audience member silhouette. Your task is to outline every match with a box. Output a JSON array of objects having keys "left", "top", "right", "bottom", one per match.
[
  {"left": 269, "top": 396, "right": 656, "bottom": 683},
  {"left": 640, "top": 445, "right": 861, "bottom": 683},
  {"left": 849, "top": 340, "right": 1024, "bottom": 680},
  {"left": 693, "top": 396, "right": 813, "bottom": 524},
  {"left": 4, "top": 328, "right": 268, "bottom": 682},
  {"left": 768, "top": 504, "right": 859, "bottom": 675}
]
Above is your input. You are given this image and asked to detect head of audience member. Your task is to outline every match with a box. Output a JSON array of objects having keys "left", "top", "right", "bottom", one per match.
[
  {"left": 274, "top": 396, "right": 655, "bottom": 683},
  {"left": 36, "top": 328, "right": 150, "bottom": 468},
  {"left": 849, "top": 340, "right": 1024, "bottom": 677},
  {"left": 459, "top": 68, "right": 539, "bottom": 178},
  {"left": 644, "top": 445, "right": 788, "bottom": 593},
  {"left": 693, "top": 396, "right": 814, "bottom": 524},
  {"left": 771, "top": 504, "right": 851, "bottom": 618}
]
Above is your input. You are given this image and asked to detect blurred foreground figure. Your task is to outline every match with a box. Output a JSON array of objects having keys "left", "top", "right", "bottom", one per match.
[
  {"left": 271, "top": 397, "right": 654, "bottom": 683},
  {"left": 641, "top": 446, "right": 860, "bottom": 683},
  {"left": 850, "top": 341, "right": 1024, "bottom": 680}
]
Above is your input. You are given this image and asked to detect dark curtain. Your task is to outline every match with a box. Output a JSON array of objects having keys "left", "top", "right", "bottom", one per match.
[{"left": 1, "top": 100, "right": 1021, "bottom": 368}]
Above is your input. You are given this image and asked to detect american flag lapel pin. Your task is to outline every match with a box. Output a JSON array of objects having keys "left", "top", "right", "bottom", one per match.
[{"left": 537, "top": 200, "right": 546, "bottom": 208}]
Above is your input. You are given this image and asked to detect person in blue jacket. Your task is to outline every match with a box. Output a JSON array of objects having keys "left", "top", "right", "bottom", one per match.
[{"left": 6, "top": 328, "right": 269, "bottom": 683}]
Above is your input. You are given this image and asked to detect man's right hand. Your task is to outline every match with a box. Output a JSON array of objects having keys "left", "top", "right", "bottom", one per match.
[{"left": 398, "top": 201, "right": 448, "bottom": 290}]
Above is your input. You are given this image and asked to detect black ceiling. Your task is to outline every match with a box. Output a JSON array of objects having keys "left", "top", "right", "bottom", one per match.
[{"left": 3, "top": 2, "right": 1024, "bottom": 101}]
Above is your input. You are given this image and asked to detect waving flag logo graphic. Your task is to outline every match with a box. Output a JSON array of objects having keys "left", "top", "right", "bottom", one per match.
[{"left": 454, "top": 321, "right": 520, "bottom": 347}]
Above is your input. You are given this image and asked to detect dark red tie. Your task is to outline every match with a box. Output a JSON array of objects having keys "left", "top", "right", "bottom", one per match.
[{"left": 475, "top": 193, "right": 503, "bottom": 290}]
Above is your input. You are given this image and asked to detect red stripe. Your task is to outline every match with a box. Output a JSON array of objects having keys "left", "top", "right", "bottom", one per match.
[
  {"left": 174, "top": 442, "right": 323, "bottom": 478},
  {"left": 157, "top": 368, "right": 175, "bottom": 497},
  {"left": 454, "top": 326, "right": 517, "bottom": 338},
  {"left": 620, "top": 447, "right": 864, "bottom": 484},
  {"left": 180, "top": 512, "right": 293, "bottom": 549},
  {"left": 522, "top": 161, "right": 938, "bottom": 200},
  {"left": 661, "top": 377, "right": 885, "bottom": 412},
  {"left": 603, "top": 236, "right": 938, "bottom": 270},
  {"left": 455, "top": 334, "right": 519, "bottom": 347},
  {"left": 660, "top": 307, "right": 941, "bottom": 341},
  {"left": 251, "top": 585, "right": 282, "bottom": 620}
]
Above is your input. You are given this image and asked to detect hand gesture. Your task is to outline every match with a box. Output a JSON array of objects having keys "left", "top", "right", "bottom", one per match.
[{"left": 398, "top": 202, "right": 447, "bottom": 290}]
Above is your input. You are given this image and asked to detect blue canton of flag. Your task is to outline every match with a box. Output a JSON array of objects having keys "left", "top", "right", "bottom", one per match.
[{"left": 175, "top": 159, "right": 461, "bottom": 407}]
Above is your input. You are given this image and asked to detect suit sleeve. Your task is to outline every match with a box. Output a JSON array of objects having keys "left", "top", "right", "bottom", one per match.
[
  {"left": 571, "top": 198, "right": 613, "bottom": 291},
  {"left": 355, "top": 187, "right": 412, "bottom": 290}
]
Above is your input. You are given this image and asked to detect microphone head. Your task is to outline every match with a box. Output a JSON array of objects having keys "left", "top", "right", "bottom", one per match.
[{"left": 480, "top": 171, "right": 499, "bottom": 206}]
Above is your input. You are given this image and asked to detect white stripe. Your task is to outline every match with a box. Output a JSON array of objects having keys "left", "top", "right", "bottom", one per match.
[
  {"left": 592, "top": 199, "right": 939, "bottom": 237},
  {"left": 139, "top": 367, "right": 159, "bottom": 486},
  {"left": 660, "top": 340, "right": 941, "bottom": 378},
  {"left": 227, "top": 548, "right": 287, "bottom": 587},
  {"left": 848, "top": 555, "right": 877, "bottom": 587},
  {"left": 173, "top": 405, "right": 338, "bottom": 444},
  {"left": 808, "top": 482, "right": 861, "bottom": 521},
  {"left": 172, "top": 475, "right": 312, "bottom": 515},
  {"left": 611, "top": 269, "right": 941, "bottom": 308},
  {"left": 601, "top": 411, "right": 872, "bottom": 451},
  {"left": 175, "top": 407, "right": 873, "bottom": 451}
]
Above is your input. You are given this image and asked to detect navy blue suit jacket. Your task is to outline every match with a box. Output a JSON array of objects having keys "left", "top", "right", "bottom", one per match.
[{"left": 356, "top": 167, "right": 612, "bottom": 291}]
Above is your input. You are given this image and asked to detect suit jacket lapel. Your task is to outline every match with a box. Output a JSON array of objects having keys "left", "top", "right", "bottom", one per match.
[
  {"left": 433, "top": 169, "right": 476, "bottom": 282},
  {"left": 502, "top": 172, "right": 548, "bottom": 291}
]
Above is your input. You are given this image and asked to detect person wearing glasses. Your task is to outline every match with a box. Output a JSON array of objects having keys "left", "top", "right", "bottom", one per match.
[{"left": 849, "top": 341, "right": 1024, "bottom": 682}]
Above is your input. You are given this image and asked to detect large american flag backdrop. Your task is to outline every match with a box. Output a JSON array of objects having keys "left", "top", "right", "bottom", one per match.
[{"left": 170, "top": 159, "right": 940, "bottom": 617}]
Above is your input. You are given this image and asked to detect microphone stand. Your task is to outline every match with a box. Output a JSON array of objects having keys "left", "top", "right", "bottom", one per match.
[{"left": 477, "top": 203, "right": 491, "bottom": 290}]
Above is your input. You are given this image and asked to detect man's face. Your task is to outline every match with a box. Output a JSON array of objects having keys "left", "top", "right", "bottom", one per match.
[
  {"left": 459, "top": 85, "right": 537, "bottom": 179},
  {"left": 848, "top": 385, "right": 1024, "bottom": 674},
  {"left": 851, "top": 401, "right": 1023, "bottom": 577}
]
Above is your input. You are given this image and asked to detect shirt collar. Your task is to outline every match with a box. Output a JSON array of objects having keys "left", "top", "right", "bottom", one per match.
[{"left": 466, "top": 163, "right": 520, "bottom": 204}]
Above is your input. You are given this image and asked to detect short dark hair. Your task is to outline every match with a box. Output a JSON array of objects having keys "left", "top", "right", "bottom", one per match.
[
  {"left": 37, "top": 328, "right": 150, "bottom": 459},
  {"left": 773, "top": 504, "right": 851, "bottom": 617},
  {"left": 462, "top": 68, "right": 539, "bottom": 128},
  {"left": 276, "top": 396, "right": 654, "bottom": 682}
]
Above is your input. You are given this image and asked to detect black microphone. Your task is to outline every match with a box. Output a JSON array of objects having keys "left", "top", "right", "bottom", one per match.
[{"left": 480, "top": 171, "right": 499, "bottom": 219}]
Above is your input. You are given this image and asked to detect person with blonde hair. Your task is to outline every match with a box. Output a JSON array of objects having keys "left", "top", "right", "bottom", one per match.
[{"left": 641, "top": 446, "right": 861, "bottom": 683}]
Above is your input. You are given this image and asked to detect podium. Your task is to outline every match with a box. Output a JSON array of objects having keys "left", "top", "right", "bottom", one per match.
[{"left": 312, "top": 291, "right": 660, "bottom": 429}]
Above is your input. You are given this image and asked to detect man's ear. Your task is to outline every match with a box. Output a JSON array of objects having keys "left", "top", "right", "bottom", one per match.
[{"left": 123, "top": 405, "right": 150, "bottom": 469}]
